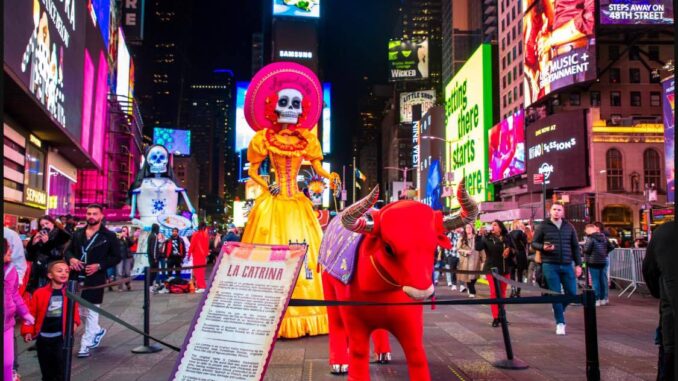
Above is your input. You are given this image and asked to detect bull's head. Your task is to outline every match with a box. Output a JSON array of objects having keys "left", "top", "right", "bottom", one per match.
[{"left": 341, "top": 179, "right": 478, "bottom": 300}]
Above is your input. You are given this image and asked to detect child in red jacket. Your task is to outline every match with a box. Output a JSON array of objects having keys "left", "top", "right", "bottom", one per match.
[{"left": 22, "top": 260, "right": 80, "bottom": 381}]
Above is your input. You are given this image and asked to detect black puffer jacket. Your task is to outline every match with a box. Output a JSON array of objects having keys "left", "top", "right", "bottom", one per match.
[
  {"left": 583, "top": 232, "right": 610, "bottom": 266},
  {"left": 478, "top": 233, "right": 516, "bottom": 274},
  {"left": 531, "top": 219, "right": 582, "bottom": 266}
]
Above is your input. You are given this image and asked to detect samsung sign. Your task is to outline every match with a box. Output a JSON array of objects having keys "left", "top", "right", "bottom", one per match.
[{"left": 279, "top": 50, "right": 313, "bottom": 59}]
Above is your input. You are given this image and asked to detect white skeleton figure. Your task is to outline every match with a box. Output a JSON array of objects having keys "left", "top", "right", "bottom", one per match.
[
  {"left": 275, "top": 88, "right": 303, "bottom": 125},
  {"left": 129, "top": 145, "right": 198, "bottom": 230}
]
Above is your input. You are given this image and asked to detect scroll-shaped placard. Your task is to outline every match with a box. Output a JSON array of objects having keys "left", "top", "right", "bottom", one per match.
[{"left": 170, "top": 242, "right": 307, "bottom": 381}]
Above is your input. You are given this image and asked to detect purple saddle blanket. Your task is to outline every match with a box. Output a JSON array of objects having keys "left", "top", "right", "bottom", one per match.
[{"left": 319, "top": 216, "right": 364, "bottom": 285}]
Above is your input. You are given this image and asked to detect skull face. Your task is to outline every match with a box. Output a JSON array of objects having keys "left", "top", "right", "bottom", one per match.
[
  {"left": 275, "top": 88, "right": 303, "bottom": 125},
  {"left": 147, "top": 145, "right": 169, "bottom": 174}
]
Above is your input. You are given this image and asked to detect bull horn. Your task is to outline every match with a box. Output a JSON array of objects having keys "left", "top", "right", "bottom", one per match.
[
  {"left": 443, "top": 178, "right": 478, "bottom": 231},
  {"left": 341, "top": 185, "right": 380, "bottom": 233}
]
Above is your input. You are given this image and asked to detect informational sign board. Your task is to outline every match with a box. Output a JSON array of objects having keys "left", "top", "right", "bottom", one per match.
[{"left": 171, "top": 243, "right": 306, "bottom": 381}]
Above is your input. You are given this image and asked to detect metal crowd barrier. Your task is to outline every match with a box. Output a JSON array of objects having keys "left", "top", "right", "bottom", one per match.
[{"left": 608, "top": 248, "right": 646, "bottom": 298}]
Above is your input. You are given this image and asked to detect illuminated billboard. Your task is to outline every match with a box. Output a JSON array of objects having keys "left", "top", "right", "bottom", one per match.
[
  {"left": 273, "top": 0, "right": 320, "bottom": 18},
  {"left": 116, "top": 28, "right": 131, "bottom": 102},
  {"left": 400, "top": 90, "right": 436, "bottom": 123},
  {"left": 153, "top": 128, "right": 191, "bottom": 156},
  {"left": 4, "top": 0, "right": 86, "bottom": 139},
  {"left": 600, "top": 0, "right": 673, "bottom": 24},
  {"left": 235, "top": 81, "right": 253, "bottom": 152},
  {"left": 489, "top": 109, "right": 526, "bottom": 182},
  {"left": 444, "top": 44, "right": 495, "bottom": 208},
  {"left": 663, "top": 76, "right": 674, "bottom": 203},
  {"left": 89, "top": 0, "right": 111, "bottom": 47},
  {"left": 388, "top": 39, "right": 429, "bottom": 81},
  {"left": 322, "top": 83, "right": 331, "bottom": 154},
  {"left": 526, "top": 110, "right": 588, "bottom": 191},
  {"left": 523, "top": 0, "right": 596, "bottom": 107}
]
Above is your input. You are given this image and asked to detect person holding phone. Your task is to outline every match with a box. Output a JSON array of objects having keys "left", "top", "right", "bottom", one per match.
[
  {"left": 25, "top": 215, "right": 71, "bottom": 293},
  {"left": 532, "top": 203, "right": 582, "bottom": 336}
]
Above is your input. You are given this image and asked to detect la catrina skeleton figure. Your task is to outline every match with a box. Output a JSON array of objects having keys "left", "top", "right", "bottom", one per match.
[{"left": 241, "top": 62, "right": 340, "bottom": 338}]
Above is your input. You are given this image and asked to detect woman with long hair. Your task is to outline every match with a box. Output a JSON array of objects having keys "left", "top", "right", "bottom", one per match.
[
  {"left": 25, "top": 215, "right": 71, "bottom": 292},
  {"left": 478, "top": 220, "right": 516, "bottom": 327},
  {"left": 457, "top": 224, "right": 481, "bottom": 298}
]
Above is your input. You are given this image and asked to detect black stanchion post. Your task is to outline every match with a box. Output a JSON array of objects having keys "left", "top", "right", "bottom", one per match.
[
  {"left": 583, "top": 289, "right": 600, "bottom": 381},
  {"left": 491, "top": 268, "right": 528, "bottom": 370},
  {"left": 63, "top": 280, "right": 77, "bottom": 381},
  {"left": 132, "top": 266, "right": 162, "bottom": 354}
]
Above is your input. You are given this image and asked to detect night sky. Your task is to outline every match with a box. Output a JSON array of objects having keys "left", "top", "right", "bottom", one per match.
[{"left": 186, "top": 0, "right": 400, "bottom": 168}]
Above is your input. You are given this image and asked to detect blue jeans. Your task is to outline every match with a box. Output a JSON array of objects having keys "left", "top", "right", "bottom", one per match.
[
  {"left": 589, "top": 266, "right": 608, "bottom": 301},
  {"left": 542, "top": 263, "right": 578, "bottom": 324},
  {"left": 156, "top": 258, "right": 167, "bottom": 285}
]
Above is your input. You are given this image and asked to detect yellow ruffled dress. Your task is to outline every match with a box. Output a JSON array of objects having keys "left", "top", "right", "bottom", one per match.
[{"left": 241, "top": 128, "right": 328, "bottom": 338}]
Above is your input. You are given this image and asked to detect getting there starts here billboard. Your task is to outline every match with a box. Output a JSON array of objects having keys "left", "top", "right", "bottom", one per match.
[
  {"left": 526, "top": 110, "right": 588, "bottom": 191},
  {"left": 444, "top": 44, "right": 495, "bottom": 208},
  {"left": 523, "top": 0, "right": 597, "bottom": 107}
]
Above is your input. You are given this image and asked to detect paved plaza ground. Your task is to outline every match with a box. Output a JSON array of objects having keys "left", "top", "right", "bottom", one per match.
[{"left": 15, "top": 277, "right": 659, "bottom": 380}]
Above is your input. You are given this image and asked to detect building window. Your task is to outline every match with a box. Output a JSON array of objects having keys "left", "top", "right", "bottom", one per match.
[
  {"left": 648, "top": 46, "right": 660, "bottom": 61},
  {"left": 629, "top": 46, "right": 640, "bottom": 60},
  {"left": 610, "top": 91, "right": 621, "bottom": 106},
  {"left": 630, "top": 91, "right": 642, "bottom": 106},
  {"left": 650, "top": 91, "right": 661, "bottom": 107},
  {"left": 508, "top": 71, "right": 512, "bottom": 84},
  {"left": 606, "top": 148, "right": 624, "bottom": 192},
  {"left": 608, "top": 45, "right": 620, "bottom": 60},
  {"left": 569, "top": 93, "right": 581, "bottom": 106},
  {"left": 643, "top": 149, "right": 661, "bottom": 189},
  {"left": 590, "top": 91, "right": 601, "bottom": 106},
  {"left": 503, "top": 76, "right": 507, "bottom": 88},
  {"left": 609, "top": 68, "right": 620, "bottom": 83},
  {"left": 629, "top": 68, "right": 641, "bottom": 83},
  {"left": 25, "top": 144, "right": 45, "bottom": 190}
]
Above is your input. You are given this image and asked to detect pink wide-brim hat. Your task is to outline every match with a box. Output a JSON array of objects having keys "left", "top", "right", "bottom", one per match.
[{"left": 245, "top": 62, "right": 322, "bottom": 131}]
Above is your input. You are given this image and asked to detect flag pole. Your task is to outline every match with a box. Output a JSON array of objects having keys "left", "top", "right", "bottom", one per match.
[{"left": 352, "top": 156, "right": 356, "bottom": 205}]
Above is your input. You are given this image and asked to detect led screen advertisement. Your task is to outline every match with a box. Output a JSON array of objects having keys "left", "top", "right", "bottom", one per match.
[
  {"left": 322, "top": 83, "right": 331, "bottom": 154},
  {"left": 444, "top": 44, "right": 495, "bottom": 208},
  {"left": 388, "top": 39, "right": 429, "bottom": 81},
  {"left": 662, "top": 76, "right": 674, "bottom": 203},
  {"left": 273, "top": 0, "right": 320, "bottom": 18},
  {"left": 400, "top": 90, "right": 436, "bottom": 123},
  {"left": 153, "top": 128, "right": 192, "bottom": 156},
  {"left": 235, "top": 81, "right": 253, "bottom": 152},
  {"left": 600, "top": 0, "right": 673, "bottom": 24},
  {"left": 523, "top": 0, "right": 596, "bottom": 107},
  {"left": 89, "top": 0, "right": 111, "bottom": 47},
  {"left": 526, "top": 110, "right": 588, "bottom": 191},
  {"left": 489, "top": 109, "right": 526, "bottom": 182},
  {"left": 4, "top": 0, "right": 86, "bottom": 140},
  {"left": 116, "top": 28, "right": 131, "bottom": 102}
]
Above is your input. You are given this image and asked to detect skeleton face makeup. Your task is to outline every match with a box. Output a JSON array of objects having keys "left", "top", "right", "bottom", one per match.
[
  {"left": 275, "top": 88, "right": 303, "bottom": 125},
  {"left": 147, "top": 145, "right": 169, "bottom": 174}
]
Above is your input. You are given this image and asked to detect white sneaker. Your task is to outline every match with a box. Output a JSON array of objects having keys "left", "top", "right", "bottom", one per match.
[
  {"left": 195, "top": 288, "right": 205, "bottom": 293},
  {"left": 447, "top": 282, "right": 452, "bottom": 287},
  {"left": 468, "top": 293, "right": 476, "bottom": 298},
  {"left": 602, "top": 299, "right": 609, "bottom": 306},
  {"left": 450, "top": 285, "right": 457, "bottom": 291},
  {"left": 556, "top": 323, "right": 566, "bottom": 335},
  {"left": 459, "top": 285, "right": 467, "bottom": 293},
  {"left": 595, "top": 300, "right": 601, "bottom": 307}
]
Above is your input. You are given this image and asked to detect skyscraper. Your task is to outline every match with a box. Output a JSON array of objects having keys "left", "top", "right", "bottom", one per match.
[
  {"left": 135, "top": 0, "right": 191, "bottom": 130},
  {"left": 498, "top": 0, "right": 523, "bottom": 119},
  {"left": 442, "top": 0, "right": 483, "bottom": 84},
  {"left": 180, "top": 70, "right": 235, "bottom": 221},
  {"left": 399, "top": 0, "right": 443, "bottom": 95}
]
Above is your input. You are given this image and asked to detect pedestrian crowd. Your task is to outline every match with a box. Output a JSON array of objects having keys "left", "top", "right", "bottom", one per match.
[{"left": 2, "top": 204, "right": 228, "bottom": 381}]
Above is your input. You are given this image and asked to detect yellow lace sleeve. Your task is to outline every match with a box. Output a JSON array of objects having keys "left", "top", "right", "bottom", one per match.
[
  {"left": 247, "top": 130, "right": 269, "bottom": 163},
  {"left": 303, "top": 131, "right": 324, "bottom": 162}
]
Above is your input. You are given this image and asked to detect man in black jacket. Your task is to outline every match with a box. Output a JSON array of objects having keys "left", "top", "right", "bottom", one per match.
[
  {"left": 532, "top": 203, "right": 582, "bottom": 336},
  {"left": 65, "top": 204, "right": 121, "bottom": 358},
  {"left": 643, "top": 221, "right": 677, "bottom": 381}
]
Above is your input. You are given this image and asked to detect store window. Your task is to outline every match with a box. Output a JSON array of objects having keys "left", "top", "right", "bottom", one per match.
[
  {"left": 606, "top": 148, "right": 624, "bottom": 192},
  {"left": 643, "top": 149, "right": 661, "bottom": 190},
  {"left": 47, "top": 168, "right": 75, "bottom": 216},
  {"left": 25, "top": 144, "right": 45, "bottom": 190}
]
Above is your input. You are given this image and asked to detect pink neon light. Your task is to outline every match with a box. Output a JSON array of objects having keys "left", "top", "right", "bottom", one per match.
[
  {"left": 91, "top": 50, "right": 109, "bottom": 166},
  {"left": 81, "top": 50, "right": 94, "bottom": 152}
]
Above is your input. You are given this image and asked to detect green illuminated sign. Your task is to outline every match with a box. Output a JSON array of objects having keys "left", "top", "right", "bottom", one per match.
[{"left": 444, "top": 44, "right": 494, "bottom": 208}]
